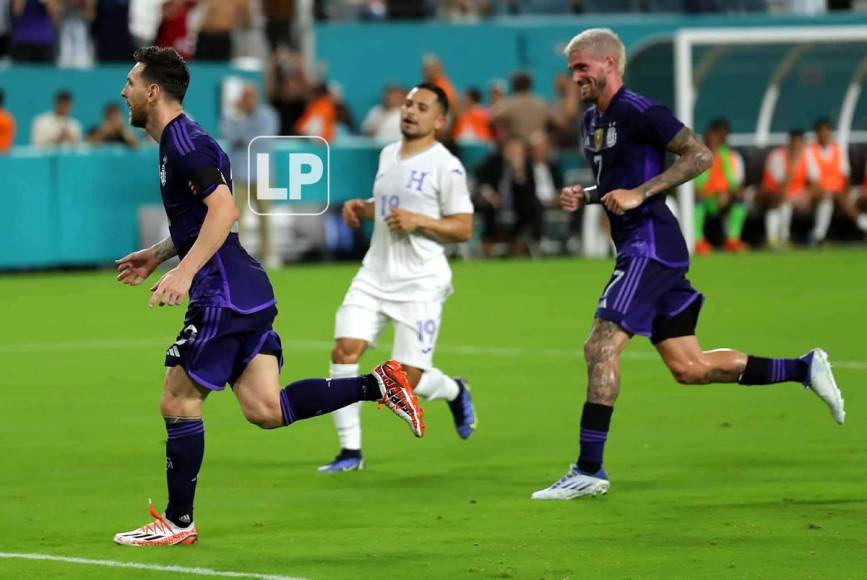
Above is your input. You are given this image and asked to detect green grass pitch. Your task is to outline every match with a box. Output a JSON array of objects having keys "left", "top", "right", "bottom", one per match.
[{"left": 0, "top": 250, "right": 865, "bottom": 579}]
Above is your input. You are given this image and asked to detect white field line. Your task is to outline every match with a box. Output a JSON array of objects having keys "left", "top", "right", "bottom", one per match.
[
  {"left": 0, "top": 337, "right": 865, "bottom": 370},
  {"left": 0, "top": 552, "right": 304, "bottom": 580}
]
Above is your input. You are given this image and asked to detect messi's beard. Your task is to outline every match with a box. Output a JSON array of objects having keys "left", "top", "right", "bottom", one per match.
[{"left": 129, "top": 107, "right": 148, "bottom": 128}]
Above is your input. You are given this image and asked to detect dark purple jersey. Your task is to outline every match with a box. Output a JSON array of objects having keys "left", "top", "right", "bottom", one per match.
[
  {"left": 159, "top": 114, "right": 275, "bottom": 313},
  {"left": 582, "top": 87, "right": 688, "bottom": 267}
]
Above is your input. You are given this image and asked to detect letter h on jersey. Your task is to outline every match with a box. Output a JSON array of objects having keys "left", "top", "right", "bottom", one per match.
[{"left": 405, "top": 170, "right": 428, "bottom": 192}]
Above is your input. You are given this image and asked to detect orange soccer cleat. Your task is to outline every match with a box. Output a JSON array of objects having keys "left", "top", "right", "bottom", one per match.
[
  {"left": 373, "top": 360, "right": 425, "bottom": 438},
  {"left": 695, "top": 239, "right": 713, "bottom": 255}
]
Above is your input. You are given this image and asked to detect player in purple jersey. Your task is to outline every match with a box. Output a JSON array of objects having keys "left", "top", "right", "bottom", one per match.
[
  {"left": 111, "top": 47, "right": 425, "bottom": 545},
  {"left": 531, "top": 29, "right": 845, "bottom": 501}
]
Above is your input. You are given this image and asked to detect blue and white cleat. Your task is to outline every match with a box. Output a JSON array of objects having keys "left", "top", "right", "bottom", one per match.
[
  {"left": 801, "top": 348, "right": 845, "bottom": 425},
  {"left": 317, "top": 451, "right": 365, "bottom": 473},
  {"left": 531, "top": 465, "right": 609, "bottom": 500},
  {"left": 448, "top": 377, "right": 477, "bottom": 439}
]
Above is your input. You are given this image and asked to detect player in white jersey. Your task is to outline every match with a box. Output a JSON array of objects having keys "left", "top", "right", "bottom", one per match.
[{"left": 319, "top": 83, "right": 478, "bottom": 472}]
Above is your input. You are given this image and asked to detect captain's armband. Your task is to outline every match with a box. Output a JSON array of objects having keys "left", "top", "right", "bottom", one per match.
[{"left": 187, "top": 166, "right": 228, "bottom": 197}]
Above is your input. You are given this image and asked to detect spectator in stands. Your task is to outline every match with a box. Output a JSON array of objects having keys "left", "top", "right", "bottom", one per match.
[
  {"left": 807, "top": 118, "right": 866, "bottom": 243},
  {"left": 452, "top": 87, "right": 493, "bottom": 144},
  {"left": 263, "top": 0, "right": 294, "bottom": 50},
  {"left": 195, "top": 0, "right": 250, "bottom": 61},
  {"left": 491, "top": 71, "right": 551, "bottom": 141},
  {"left": 760, "top": 129, "right": 818, "bottom": 248},
  {"left": 220, "top": 82, "right": 280, "bottom": 267},
  {"left": 331, "top": 82, "right": 356, "bottom": 139},
  {"left": 422, "top": 54, "right": 456, "bottom": 110},
  {"left": 694, "top": 118, "right": 748, "bottom": 254},
  {"left": 0, "top": 89, "right": 15, "bottom": 152},
  {"left": 92, "top": 0, "right": 134, "bottom": 62},
  {"left": 436, "top": 0, "right": 492, "bottom": 21},
  {"left": 155, "top": 0, "right": 194, "bottom": 59},
  {"left": 57, "top": 0, "right": 94, "bottom": 68},
  {"left": 489, "top": 78, "right": 506, "bottom": 107},
  {"left": 361, "top": 84, "right": 404, "bottom": 142},
  {"left": 548, "top": 71, "right": 580, "bottom": 148},
  {"left": 129, "top": 0, "right": 161, "bottom": 49},
  {"left": 10, "top": 0, "right": 59, "bottom": 63},
  {"left": 31, "top": 89, "right": 82, "bottom": 147},
  {"left": 385, "top": 0, "right": 426, "bottom": 19},
  {"left": 529, "top": 130, "right": 562, "bottom": 208},
  {"left": 780, "top": 0, "right": 826, "bottom": 15},
  {"left": 359, "top": 0, "right": 387, "bottom": 20},
  {"left": 475, "top": 134, "right": 544, "bottom": 257},
  {"left": 266, "top": 46, "right": 311, "bottom": 136},
  {"left": 296, "top": 82, "right": 337, "bottom": 142},
  {"left": 87, "top": 102, "right": 138, "bottom": 147}
]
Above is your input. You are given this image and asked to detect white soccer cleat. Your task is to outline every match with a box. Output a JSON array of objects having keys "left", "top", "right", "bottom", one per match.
[
  {"left": 803, "top": 348, "right": 845, "bottom": 425},
  {"left": 531, "top": 465, "right": 610, "bottom": 500},
  {"left": 113, "top": 503, "right": 198, "bottom": 546}
]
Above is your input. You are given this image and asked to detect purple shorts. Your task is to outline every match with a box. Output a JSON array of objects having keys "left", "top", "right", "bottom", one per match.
[
  {"left": 595, "top": 256, "right": 704, "bottom": 342},
  {"left": 165, "top": 304, "right": 283, "bottom": 391}
]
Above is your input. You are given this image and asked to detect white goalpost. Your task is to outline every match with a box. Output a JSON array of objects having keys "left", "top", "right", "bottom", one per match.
[{"left": 673, "top": 25, "right": 867, "bottom": 253}]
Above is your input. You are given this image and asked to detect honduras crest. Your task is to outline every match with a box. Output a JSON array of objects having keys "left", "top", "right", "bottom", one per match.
[{"left": 160, "top": 156, "right": 167, "bottom": 186}]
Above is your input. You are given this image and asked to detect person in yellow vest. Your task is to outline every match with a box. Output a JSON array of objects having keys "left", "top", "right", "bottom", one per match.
[
  {"left": 694, "top": 118, "right": 747, "bottom": 254},
  {"left": 808, "top": 118, "right": 867, "bottom": 242},
  {"left": 759, "top": 129, "right": 819, "bottom": 248}
]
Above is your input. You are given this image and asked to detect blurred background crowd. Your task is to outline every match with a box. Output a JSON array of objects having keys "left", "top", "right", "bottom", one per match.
[{"left": 1, "top": 0, "right": 867, "bottom": 268}]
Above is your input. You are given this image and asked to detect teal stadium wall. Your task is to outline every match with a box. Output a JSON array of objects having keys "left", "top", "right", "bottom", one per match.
[
  {"left": 2, "top": 13, "right": 866, "bottom": 269},
  {"left": 0, "top": 64, "right": 259, "bottom": 146},
  {"left": 317, "top": 12, "right": 867, "bottom": 133}
]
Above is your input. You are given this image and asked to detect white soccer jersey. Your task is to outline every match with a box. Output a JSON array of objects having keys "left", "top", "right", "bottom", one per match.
[{"left": 349, "top": 141, "right": 474, "bottom": 302}]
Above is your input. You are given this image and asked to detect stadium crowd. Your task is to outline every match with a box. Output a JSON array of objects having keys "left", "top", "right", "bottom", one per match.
[{"left": 1, "top": 0, "right": 866, "bottom": 257}]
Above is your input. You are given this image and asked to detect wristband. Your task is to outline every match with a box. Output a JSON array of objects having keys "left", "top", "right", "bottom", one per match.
[{"left": 582, "top": 185, "right": 601, "bottom": 204}]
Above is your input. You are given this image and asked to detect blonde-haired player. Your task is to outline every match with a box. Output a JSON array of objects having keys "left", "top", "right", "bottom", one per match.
[
  {"left": 319, "top": 83, "right": 477, "bottom": 472},
  {"left": 532, "top": 27, "right": 843, "bottom": 501}
]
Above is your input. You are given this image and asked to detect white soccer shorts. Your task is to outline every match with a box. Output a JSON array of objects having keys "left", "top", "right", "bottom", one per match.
[{"left": 334, "top": 286, "right": 443, "bottom": 370}]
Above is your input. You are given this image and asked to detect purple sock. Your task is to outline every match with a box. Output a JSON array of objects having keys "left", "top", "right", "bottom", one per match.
[
  {"left": 576, "top": 403, "right": 613, "bottom": 473},
  {"left": 738, "top": 356, "right": 808, "bottom": 385},
  {"left": 164, "top": 418, "right": 204, "bottom": 528},
  {"left": 279, "top": 375, "right": 380, "bottom": 426}
]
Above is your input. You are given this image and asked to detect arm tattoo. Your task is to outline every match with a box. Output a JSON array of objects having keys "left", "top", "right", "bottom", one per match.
[
  {"left": 151, "top": 236, "right": 177, "bottom": 263},
  {"left": 637, "top": 127, "right": 713, "bottom": 199}
]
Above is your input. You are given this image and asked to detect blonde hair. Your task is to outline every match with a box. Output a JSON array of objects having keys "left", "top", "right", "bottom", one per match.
[{"left": 563, "top": 28, "right": 626, "bottom": 76}]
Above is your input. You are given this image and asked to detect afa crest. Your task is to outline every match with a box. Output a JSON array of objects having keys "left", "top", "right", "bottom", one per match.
[
  {"left": 594, "top": 128, "right": 604, "bottom": 150},
  {"left": 160, "top": 156, "right": 167, "bottom": 187}
]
